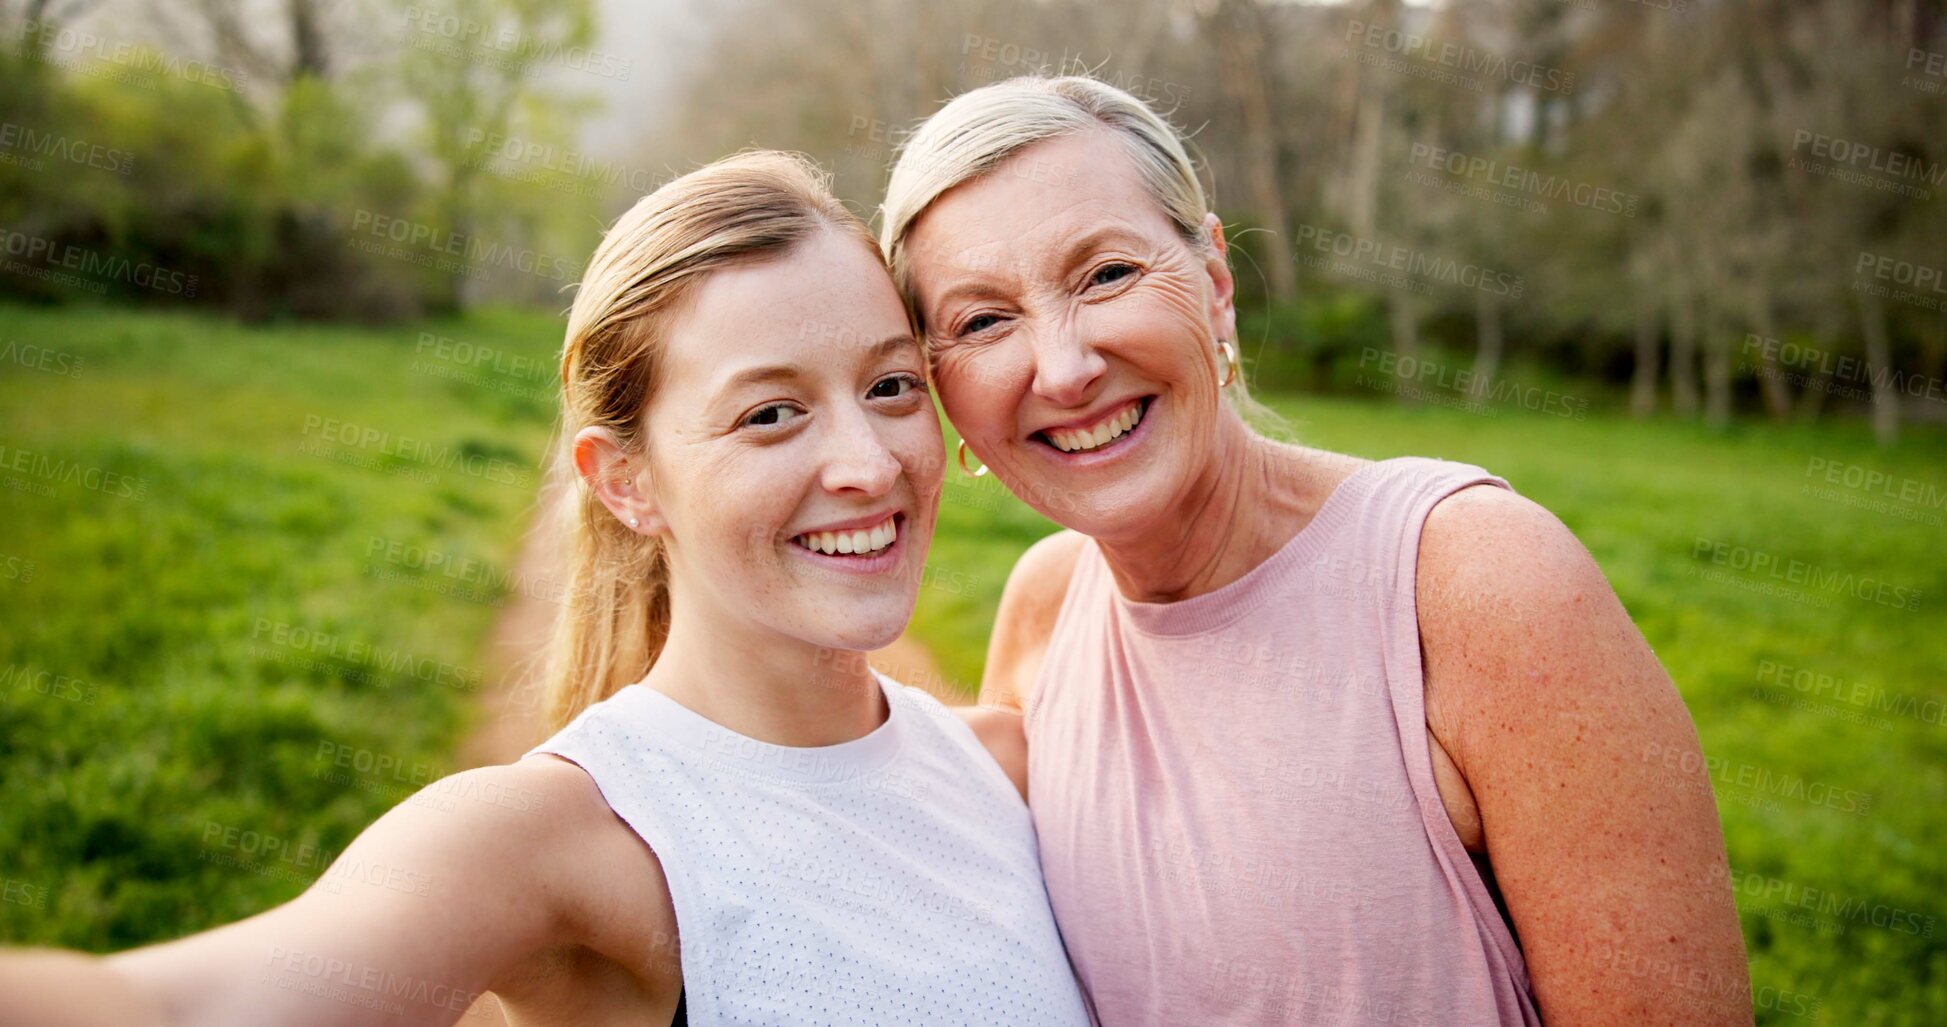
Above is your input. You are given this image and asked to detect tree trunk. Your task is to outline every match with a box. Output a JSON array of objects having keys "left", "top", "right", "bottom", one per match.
[
  {"left": 1670, "top": 291, "right": 1700, "bottom": 417},
  {"left": 1749, "top": 288, "right": 1792, "bottom": 420},
  {"left": 1630, "top": 298, "right": 1660, "bottom": 417},
  {"left": 1859, "top": 290, "right": 1901, "bottom": 445},
  {"left": 290, "top": 0, "right": 329, "bottom": 80},
  {"left": 1388, "top": 286, "right": 1421, "bottom": 403},
  {"left": 1213, "top": 0, "right": 1297, "bottom": 300},
  {"left": 1704, "top": 306, "right": 1733, "bottom": 429},
  {"left": 1470, "top": 290, "right": 1504, "bottom": 400}
]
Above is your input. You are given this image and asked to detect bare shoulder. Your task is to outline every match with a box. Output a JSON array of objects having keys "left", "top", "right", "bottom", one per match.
[
  {"left": 502, "top": 754, "right": 677, "bottom": 929},
  {"left": 1415, "top": 483, "right": 1636, "bottom": 727},
  {"left": 1417, "top": 483, "right": 1603, "bottom": 625},
  {"left": 952, "top": 705, "right": 1028, "bottom": 800},
  {"left": 979, "top": 529, "right": 1089, "bottom": 712}
]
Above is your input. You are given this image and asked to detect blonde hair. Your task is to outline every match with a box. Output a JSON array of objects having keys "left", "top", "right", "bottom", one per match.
[
  {"left": 544, "top": 150, "right": 879, "bottom": 730},
  {"left": 879, "top": 75, "right": 1276, "bottom": 421}
]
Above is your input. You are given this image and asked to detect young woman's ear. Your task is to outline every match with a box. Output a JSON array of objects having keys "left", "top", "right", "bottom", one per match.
[
  {"left": 1200, "top": 212, "right": 1238, "bottom": 345},
  {"left": 572, "top": 426, "right": 666, "bottom": 535}
]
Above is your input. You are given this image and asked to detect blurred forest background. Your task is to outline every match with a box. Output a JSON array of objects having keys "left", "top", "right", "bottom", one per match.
[
  {"left": 2, "top": 0, "right": 1944, "bottom": 434},
  {"left": 2, "top": 0, "right": 1943, "bottom": 1024}
]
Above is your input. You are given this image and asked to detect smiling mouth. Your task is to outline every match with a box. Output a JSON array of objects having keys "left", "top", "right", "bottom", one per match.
[
  {"left": 1036, "top": 397, "right": 1152, "bottom": 453},
  {"left": 791, "top": 514, "right": 900, "bottom": 557}
]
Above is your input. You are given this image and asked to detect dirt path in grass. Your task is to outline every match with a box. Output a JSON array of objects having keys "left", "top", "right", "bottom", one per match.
[{"left": 455, "top": 523, "right": 952, "bottom": 769}]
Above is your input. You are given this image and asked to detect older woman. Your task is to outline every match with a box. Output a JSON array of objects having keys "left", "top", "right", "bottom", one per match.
[{"left": 882, "top": 77, "right": 1750, "bottom": 1026}]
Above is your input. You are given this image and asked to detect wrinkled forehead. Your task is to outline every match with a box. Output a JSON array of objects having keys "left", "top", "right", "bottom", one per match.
[{"left": 901, "top": 130, "right": 1180, "bottom": 295}]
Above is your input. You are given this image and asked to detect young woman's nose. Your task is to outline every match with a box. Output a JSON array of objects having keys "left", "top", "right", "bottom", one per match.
[
  {"left": 817, "top": 403, "right": 900, "bottom": 497},
  {"left": 1028, "top": 323, "right": 1108, "bottom": 408}
]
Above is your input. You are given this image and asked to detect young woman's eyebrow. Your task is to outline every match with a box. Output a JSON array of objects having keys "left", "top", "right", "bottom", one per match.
[{"left": 709, "top": 335, "right": 918, "bottom": 402}]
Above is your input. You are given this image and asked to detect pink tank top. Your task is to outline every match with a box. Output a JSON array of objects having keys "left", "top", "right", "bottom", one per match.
[{"left": 1026, "top": 457, "right": 1540, "bottom": 1026}]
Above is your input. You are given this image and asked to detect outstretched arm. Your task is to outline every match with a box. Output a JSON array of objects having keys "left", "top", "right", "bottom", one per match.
[
  {"left": 0, "top": 763, "right": 581, "bottom": 1027},
  {"left": 1419, "top": 486, "right": 1751, "bottom": 1026}
]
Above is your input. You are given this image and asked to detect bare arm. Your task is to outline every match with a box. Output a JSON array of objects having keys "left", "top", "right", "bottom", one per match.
[
  {"left": 954, "top": 530, "right": 1086, "bottom": 800},
  {"left": 0, "top": 762, "right": 595, "bottom": 1027},
  {"left": 1419, "top": 486, "right": 1750, "bottom": 1026}
]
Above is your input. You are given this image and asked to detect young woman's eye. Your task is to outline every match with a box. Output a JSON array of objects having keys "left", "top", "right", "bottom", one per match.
[
  {"left": 1091, "top": 263, "right": 1137, "bottom": 288},
  {"left": 868, "top": 373, "right": 927, "bottom": 400},
  {"left": 742, "top": 403, "right": 804, "bottom": 429}
]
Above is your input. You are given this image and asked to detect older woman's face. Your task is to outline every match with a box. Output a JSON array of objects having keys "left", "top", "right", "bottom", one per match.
[{"left": 903, "top": 129, "right": 1235, "bottom": 539}]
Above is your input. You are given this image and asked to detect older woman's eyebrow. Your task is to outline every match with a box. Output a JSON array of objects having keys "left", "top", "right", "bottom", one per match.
[{"left": 1059, "top": 226, "right": 1146, "bottom": 268}]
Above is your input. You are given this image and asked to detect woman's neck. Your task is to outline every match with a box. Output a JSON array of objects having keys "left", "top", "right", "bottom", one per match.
[
  {"left": 1093, "top": 414, "right": 1351, "bottom": 605},
  {"left": 642, "top": 603, "right": 887, "bottom": 748}
]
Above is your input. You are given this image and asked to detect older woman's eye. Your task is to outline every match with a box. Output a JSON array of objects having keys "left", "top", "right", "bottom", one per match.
[
  {"left": 959, "top": 313, "right": 1001, "bottom": 336},
  {"left": 1091, "top": 263, "right": 1136, "bottom": 287}
]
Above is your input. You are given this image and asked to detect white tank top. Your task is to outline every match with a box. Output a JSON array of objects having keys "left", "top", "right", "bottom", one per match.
[{"left": 527, "top": 670, "right": 1092, "bottom": 1027}]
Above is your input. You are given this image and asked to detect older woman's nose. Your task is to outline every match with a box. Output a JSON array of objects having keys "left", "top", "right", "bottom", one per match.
[{"left": 1030, "top": 331, "right": 1109, "bottom": 408}]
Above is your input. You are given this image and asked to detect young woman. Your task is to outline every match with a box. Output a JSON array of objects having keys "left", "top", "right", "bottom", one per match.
[
  {"left": 0, "top": 152, "right": 1090, "bottom": 1027},
  {"left": 878, "top": 76, "right": 1751, "bottom": 1025}
]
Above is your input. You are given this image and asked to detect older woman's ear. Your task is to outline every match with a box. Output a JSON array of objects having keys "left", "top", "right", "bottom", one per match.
[{"left": 1199, "top": 212, "right": 1238, "bottom": 345}]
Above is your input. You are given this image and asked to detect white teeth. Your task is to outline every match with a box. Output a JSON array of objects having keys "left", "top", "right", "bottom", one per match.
[
  {"left": 793, "top": 517, "right": 898, "bottom": 556},
  {"left": 1046, "top": 400, "right": 1145, "bottom": 453}
]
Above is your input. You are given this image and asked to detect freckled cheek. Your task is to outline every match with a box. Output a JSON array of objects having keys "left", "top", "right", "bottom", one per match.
[{"left": 686, "top": 449, "right": 804, "bottom": 555}]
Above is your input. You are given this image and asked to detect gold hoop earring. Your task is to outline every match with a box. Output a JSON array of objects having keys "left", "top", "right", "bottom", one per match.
[
  {"left": 957, "top": 438, "right": 988, "bottom": 478},
  {"left": 1217, "top": 340, "right": 1239, "bottom": 389}
]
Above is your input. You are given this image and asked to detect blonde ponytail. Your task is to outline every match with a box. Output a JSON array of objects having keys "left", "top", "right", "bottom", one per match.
[{"left": 543, "top": 151, "right": 879, "bottom": 730}]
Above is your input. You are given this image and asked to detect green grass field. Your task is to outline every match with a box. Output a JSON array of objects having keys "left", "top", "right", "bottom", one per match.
[{"left": 2, "top": 304, "right": 1942, "bottom": 1022}]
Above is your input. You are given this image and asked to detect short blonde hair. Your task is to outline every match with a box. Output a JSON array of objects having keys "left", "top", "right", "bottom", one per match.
[
  {"left": 879, "top": 75, "right": 1210, "bottom": 317},
  {"left": 879, "top": 75, "right": 1280, "bottom": 427}
]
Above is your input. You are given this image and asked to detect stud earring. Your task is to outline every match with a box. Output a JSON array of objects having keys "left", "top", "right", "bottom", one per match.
[{"left": 628, "top": 516, "right": 639, "bottom": 528}]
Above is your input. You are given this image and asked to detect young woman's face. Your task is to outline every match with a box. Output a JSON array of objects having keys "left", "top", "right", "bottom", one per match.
[
  {"left": 902, "top": 129, "right": 1235, "bottom": 540},
  {"left": 642, "top": 228, "right": 942, "bottom": 653}
]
